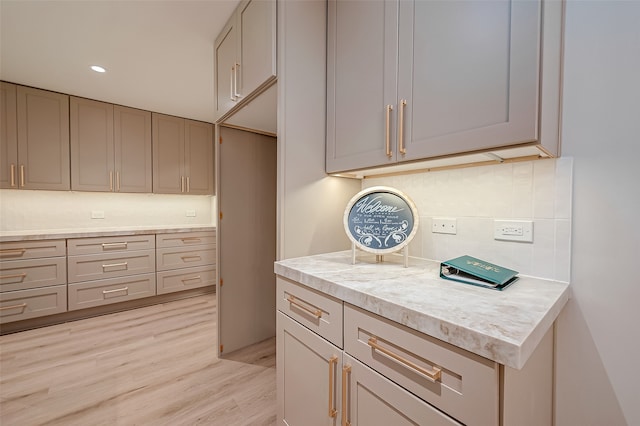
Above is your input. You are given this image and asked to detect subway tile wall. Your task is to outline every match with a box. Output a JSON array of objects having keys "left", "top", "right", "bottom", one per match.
[
  {"left": 363, "top": 157, "right": 572, "bottom": 282},
  {"left": 0, "top": 190, "right": 216, "bottom": 232}
]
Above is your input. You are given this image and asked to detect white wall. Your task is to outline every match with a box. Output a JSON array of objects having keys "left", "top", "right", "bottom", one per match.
[
  {"left": 277, "top": 0, "right": 360, "bottom": 260},
  {"left": 365, "top": 158, "right": 572, "bottom": 282},
  {"left": 0, "top": 190, "right": 215, "bottom": 232},
  {"left": 555, "top": 2, "right": 640, "bottom": 424}
]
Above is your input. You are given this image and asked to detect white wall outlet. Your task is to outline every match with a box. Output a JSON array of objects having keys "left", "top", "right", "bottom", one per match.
[
  {"left": 91, "top": 210, "right": 105, "bottom": 219},
  {"left": 186, "top": 210, "right": 197, "bottom": 217},
  {"left": 494, "top": 220, "right": 533, "bottom": 242},
  {"left": 432, "top": 218, "right": 457, "bottom": 235}
]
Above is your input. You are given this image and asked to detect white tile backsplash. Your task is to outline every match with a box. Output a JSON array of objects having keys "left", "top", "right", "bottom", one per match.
[
  {"left": 0, "top": 190, "right": 216, "bottom": 232},
  {"left": 364, "top": 158, "right": 573, "bottom": 281}
]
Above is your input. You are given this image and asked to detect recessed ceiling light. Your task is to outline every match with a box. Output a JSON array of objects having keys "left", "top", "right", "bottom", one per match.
[{"left": 90, "top": 65, "right": 106, "bottom": 73}]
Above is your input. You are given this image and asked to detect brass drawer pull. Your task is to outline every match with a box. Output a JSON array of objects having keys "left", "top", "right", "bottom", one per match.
[
  {"left": 342, "top": 365, "right": 351, "bottom": 426},
  {"left": 102, "top": 262, "right": 128, "bottom": 271},
  {"left": 102, "top": 287, "right": 129, "bottom": 296},
  {"left": 286, "top": 295, "right": 322, "bottom": 319},
  {"left": 181, "top": 255, "right": 201, "bottom": 262},
  {"left": 180, "top": 237, "right": 202, "bottom": 243},
  {"left": 101, "top": 242, "right": 128, "bottom": 250},
  {"left": 0, "top": 272, "right": 27, "bottom": 281},
  {"left": 367, "top": 337, "right": 442, "bottom": 382},
  {"left": 0, "top": 248, "right": 27, "bottom": 258},
  {"left": 328, "top": 355, "right": 338, "bottom": 418},
  {"left": 181, "top": 275, "right": 202, "bottom": 283},
  {"left": 0, "top": 303, "right": 27, "bottom": 311}
]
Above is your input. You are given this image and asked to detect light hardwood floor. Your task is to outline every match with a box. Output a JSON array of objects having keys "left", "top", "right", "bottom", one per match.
[{"left": 0, "top": 294, "right": 276, "bottom": 425}]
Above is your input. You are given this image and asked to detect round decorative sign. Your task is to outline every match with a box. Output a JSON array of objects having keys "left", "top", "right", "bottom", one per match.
[{"left": 343, "top": 186, "right": 419, "bottom": 255}]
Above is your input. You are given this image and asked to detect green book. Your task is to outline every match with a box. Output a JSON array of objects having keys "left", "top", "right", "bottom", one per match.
[{"left": 440, "top": 255, "right": 519, "bottom": 290}]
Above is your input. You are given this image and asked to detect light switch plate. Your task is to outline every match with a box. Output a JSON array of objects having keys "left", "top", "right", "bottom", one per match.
[{"left": 494, "top": 220, "right": 533, "bottom": 242}]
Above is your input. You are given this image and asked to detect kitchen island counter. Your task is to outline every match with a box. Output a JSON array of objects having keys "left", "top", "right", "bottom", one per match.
[{"left": 275, "top": 251, "right": 569, "bottom": 369}]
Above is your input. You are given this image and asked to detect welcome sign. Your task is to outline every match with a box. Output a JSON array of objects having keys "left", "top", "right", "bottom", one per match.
[{"left": 344, "top": 186, "right": 419, "bottom": 255}]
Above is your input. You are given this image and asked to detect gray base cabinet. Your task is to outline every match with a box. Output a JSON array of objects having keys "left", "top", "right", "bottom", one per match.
[
  {"left": 326, "top": 0, "right": 563, "bottom": 174},
  {"left": 276, "top": 276, "right": 554, "bottom": 426}
]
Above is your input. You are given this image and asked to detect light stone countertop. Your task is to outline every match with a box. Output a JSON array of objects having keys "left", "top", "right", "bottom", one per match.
[
  {"left": 274, "top": 250, "right": 570, "bottom": 370},
  {"left": 0, "top": 225, "right": 216, "bottom": 242}
]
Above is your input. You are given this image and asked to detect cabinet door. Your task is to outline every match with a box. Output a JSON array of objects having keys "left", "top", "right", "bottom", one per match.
[
  {"left": 215, "top": 18, "right": 239, "bottom": 119},
  {"left": 1, "top": 82, "right": 18, "bottom": 189},
  {"left": 114, "top": 106, "right": 152, "bottom": 193},
  {"left": 237, "top": 0, "right": 276, "bottom": 98},
  {"left": 70, "top": 97, "right": 114, "bottom": 191},
  {"left": 398, "top": 0, "right": 540, "bottom": 160},
  {"left": 277, "top": 311, "right": 342, "bottom": 426},
  {"left": 16, "top": 86, "right": 70, "bottom": 190},
  {"left": 343, "top": 354, "right": 462, "bottom": 426},
  {"left": 184, "top": 119, "right": 214, "bottom": 195},
  {"left": 326, "top": 0, "right": 399, "bottom": 173},
  {"left": 152, "top": 113, "right": 185, "bottom": 194}
]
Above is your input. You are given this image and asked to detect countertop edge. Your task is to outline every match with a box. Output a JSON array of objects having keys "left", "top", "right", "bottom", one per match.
[{"left": 0, "top": 225, "right": 217, "bottom": 242}]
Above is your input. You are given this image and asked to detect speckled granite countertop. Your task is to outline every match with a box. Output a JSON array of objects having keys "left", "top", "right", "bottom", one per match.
[
  {"left": 275, "top": 251, "right": 569, "bottom": 370},
  {"left": 0, "top": 225, "right": 216, "bottom": 242}
]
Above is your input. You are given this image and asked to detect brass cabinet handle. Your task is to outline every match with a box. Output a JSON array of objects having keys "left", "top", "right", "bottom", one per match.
[
  {"left": 181, "top": 275, "right": 202, "bottom": 283},
  {"left": 0, "top": 303, "right": 27, "bottom": 311},
  {"left": 181, "top": 176, "right": 185, "bottom": 193},
  {"left": 102, "top": 287, "right": 128, "bottom": 296},
  {"left": 0, "top": 248, "right": 26, "bottom": 258},
  {"left": 102, "top": 242, "right": 128, "bottom": 250},
  {"left": 398, "top": 99, "right": 407, "bottom": 154},
  {"left": 19, "top": 164, "right": 25, "bottom": 187},
  {"left": 116, "top": 172, "right": 120, "bottom": 192},
  {"left": 328, "top": 355, "right": 338, "bottom": 418},
  {"left": 180, "top": 237, "right": 202, "bottom": 243},
  {"left": 186, "top": 176, "right": 190, "bottom": 193},
  {"left": 367, "top": 337, "right": 442, "bottom": 382},
  {"left": 181, "top": 255, "right": 201, "bottom": 262},
  {"left": 342, "top": 365, "right": 351, "bottom": 426},
  {"left": 109, "top": 171, "right": 114, "bottom": 191},
  {"left": 234, "top": 63, "right": 241, "bottom": 99},
  {"left": 385, "top": 105, "right": 393, "bottom": 157},
  {"left": 10, "top": 164, "right": 16, "bottom": 187},
  {"left": 286, "top": 295, "right": 322, "bottom": 319},
  {"left": 0, "top": 272, "right": 27, "bottom": 281},
  {"left": 230, "top": 66, "right": 235, "bottom": 101},
  {"left": 102, "top": 261, "right": 128, "bottom": 271}
]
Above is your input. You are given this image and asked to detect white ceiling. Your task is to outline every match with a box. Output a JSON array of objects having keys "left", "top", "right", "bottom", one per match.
[{"left": 0, "top": 0, "right": 242, "bottom": 123}]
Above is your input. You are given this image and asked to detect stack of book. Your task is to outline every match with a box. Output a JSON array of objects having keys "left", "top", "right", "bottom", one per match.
[{"left": 440, "top": 255, "right": 519, "bottom": 291}]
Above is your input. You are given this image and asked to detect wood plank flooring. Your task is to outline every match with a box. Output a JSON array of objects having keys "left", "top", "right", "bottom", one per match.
[{"left": 0, "top": 294, "right": 276, "bottom": 425}]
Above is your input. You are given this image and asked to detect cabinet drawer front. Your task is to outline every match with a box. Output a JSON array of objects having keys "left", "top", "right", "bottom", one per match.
[
  {"left": 156, "top": 246, "right": 216, "bottom": 271},
  {"left": 67, "top": 234, "right": 155, "bottom": 255},
  {"left": 345, "top": 354, "right": 462, "bottom": 426},
  {"left": 156, "top": 231, "right": 216, "bottom": 248},
  {"left": 0, "top": 239, "right": 66, "bottom": 260},
  {"left": 156, "top": 265, "right": 216, "bottom": 295},
  {"left": 344, "top": 304, "right": 499, "bottom": 426},
  {"left": 68, "top": 273, "right": 156, "bottom": 311},
  {"left": 67, "top": 250, "right": 155, "bottom": 283},
  {"left": 277, "top": 277, "right": 343, "bottom": 348},
  {"left": 0, "top": 285, "right": 67, "bottom": 324},
  {"left": 0, "top": 257, "right": 66, "bottom": 292}
]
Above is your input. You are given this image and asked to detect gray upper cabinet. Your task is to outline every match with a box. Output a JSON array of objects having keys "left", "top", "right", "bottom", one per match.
[
  {"left": 5, "top": 85, "right": 71, "bottom": 190},
  {"left": 327, "top": 0, "right": 562, "bottom": 174},
  {"left": 152, "top": 113, "right": 213, "bottom": 195},
  {"left": 70, "top": 97, "right": 151, "bottom": 193},
  {"left": 215, "top": 0, "right": 276, "bottom": 120}
]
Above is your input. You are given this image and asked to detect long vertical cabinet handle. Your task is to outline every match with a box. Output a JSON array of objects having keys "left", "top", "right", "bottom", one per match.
[
  {"left": 109, "top": 171, "right": 114, "bottom": 191},
  {"left": 186, "top": 176, "right": 190, "bottom": 193},
  {"left": 234, "top": 63, "right": 241, "bottom": 98},
  {"left": 342, "top": 365, "right": 352, "bottom": 426},
  {"left": 9, "top": 164, "right": 16, "bottom": 187},
  {"left": 230, "top": 66, "right": 235, "bottom": 101},
  {"left": 181, "top": 176, "right": 185, "bottom": 193},
  {"left": 19, "top": 165, "right": 25, "bottom": 187},
  {"left": 328, "top": 355, "right": 338, "bottom": 418},
  {"left": 116, "top": 172, "right": 121, "bottom": 192},
  {"left": 398, "top": 99, "right": 407, "bottom": 154},
  {"left": 385, "top": 105, "right": 393, "bottom": 157}
]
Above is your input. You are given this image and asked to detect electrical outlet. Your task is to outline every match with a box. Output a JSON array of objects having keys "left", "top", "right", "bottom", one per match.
[
  {"left": 186, "top": 210, "right": 197, "bottom": 217},
  {"left": 91, "top": 210, "right": 105, "bottom": 219},
  {"left": 494, "top": 220, "right": 533, "bottom": 242},
  {"left": 432, "top": 218, "right": 457, "bottom": 235}
]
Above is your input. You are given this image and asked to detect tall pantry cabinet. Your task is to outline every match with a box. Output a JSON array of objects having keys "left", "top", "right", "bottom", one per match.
[
  {"left": 1, "top": 83, "right": 70, "bottom": 190},
  {"left": 326, "top": 0, "right": 562, "bottom": 173}
]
